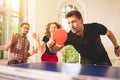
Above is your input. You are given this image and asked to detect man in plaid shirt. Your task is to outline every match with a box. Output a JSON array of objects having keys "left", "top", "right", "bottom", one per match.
[{"left": 4, "top": 23, "right": 38, "bottom": 65}]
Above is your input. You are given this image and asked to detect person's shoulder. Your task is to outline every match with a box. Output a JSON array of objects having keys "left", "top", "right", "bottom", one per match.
[
  {"left": 84, "top": 22, "right": 99, "bottom": 25},
  {"left": 43, "top": 35, "right": 46, "bottom": 38},
  {"left": 42, "top": 36, "right": 49, "bottom": 42},
  {"left": 84, "top": 22, "right": 105, "bottom": 27},
  {"left": 92, "top": 22, "right": 104, "bottom": 26}
]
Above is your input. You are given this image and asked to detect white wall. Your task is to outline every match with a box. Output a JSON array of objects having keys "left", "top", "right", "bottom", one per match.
[
  {"left": 83, "top": 0, "right": 120, "bottom": 59},
  {"left": 28, "top": 0, "right": 59, "bottom": 39}
]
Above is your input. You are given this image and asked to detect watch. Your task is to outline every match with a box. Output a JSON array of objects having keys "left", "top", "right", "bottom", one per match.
[{"left": 115, "top": 46, "right": 120, "bottom": 49}]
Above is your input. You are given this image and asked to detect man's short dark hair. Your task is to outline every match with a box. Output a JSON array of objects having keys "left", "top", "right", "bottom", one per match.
[
  {"left": 20, "top": 23, "right": 30, "bottom": 27},
  {"left": 65, "top": 10, "right": 82, "bottom": 19}
]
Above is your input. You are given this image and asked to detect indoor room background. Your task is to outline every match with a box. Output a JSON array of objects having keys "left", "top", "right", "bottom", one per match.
[{"left": 0, "top": 0, "right": 120, "bottom": 66}]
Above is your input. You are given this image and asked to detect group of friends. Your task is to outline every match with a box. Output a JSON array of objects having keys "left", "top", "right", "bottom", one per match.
[{"left": 4, "top": 10, "right": 120, "bottom": 66}]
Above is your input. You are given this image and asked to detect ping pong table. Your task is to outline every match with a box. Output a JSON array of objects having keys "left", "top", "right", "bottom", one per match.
[{"left": 0, "top": 62, "right": 120, "bottom": 80}]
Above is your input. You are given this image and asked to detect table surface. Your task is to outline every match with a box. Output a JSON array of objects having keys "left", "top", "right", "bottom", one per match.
[{"left": 9, "top": 62, "right": 120, "bottom": 79}]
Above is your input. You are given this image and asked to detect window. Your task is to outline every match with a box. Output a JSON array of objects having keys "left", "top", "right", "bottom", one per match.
[
  {"left": 0, "top": 0, "right": 26, "bottom": 59},
  {"left": 0, "top": 14, "right": 5, "bottom": 45},
  {"left": 59, "top": 4, "right": 80, "bottom": 63},
  {"left": 59, "top": 5, "right": 78, "bottom": 32},
  {"left": 11, "top": 0, "right": 20, "bottom": 11},
  {"left": 0, "top": 0, "right": 4, "bottom": 6},
  {"left": 61, "top": 45, "right": 79, "bottom": 63},
  {"left": 8, "top": 16, "right": 19, "bottom": 39}
]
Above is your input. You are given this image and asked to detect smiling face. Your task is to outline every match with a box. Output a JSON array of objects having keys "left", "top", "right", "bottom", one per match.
[
  {"left": 45, "top": 22, "right": 62, "bottom": 38},
  {"left": 20, "top": 23, "right": 30, "bottom": 35},
  {"left": 49, "top": 23, "right": 58, "bottom": 34}
]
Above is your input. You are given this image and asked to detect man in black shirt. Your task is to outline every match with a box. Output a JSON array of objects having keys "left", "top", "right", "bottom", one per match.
[{"left": 47, "top": 10, "right": 120, "bottom": 66}]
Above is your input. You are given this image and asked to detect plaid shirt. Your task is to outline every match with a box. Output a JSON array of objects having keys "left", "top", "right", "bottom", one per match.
[{"left": 8, "top": 33, "right": 30, "bottom": 63}]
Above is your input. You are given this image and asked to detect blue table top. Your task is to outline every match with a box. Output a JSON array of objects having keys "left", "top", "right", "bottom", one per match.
[{"left": 10, "top": 62, "right": 120, "bottom": 79}]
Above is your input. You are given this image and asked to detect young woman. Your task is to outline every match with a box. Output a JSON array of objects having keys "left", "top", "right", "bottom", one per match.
[{"left": 33, "top": 22, "right": 62, "bottom": 62}]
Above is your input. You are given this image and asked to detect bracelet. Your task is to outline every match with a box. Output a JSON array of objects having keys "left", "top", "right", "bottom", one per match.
[{"left": 115, "top": 46, "right": 120, "bottom": 49}]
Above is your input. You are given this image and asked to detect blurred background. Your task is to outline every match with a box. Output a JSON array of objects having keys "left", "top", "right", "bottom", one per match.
[{"left": 0, "top": 0, "right": 120, "bottom": 67}]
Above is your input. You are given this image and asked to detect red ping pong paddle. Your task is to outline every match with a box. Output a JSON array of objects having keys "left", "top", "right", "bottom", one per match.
[{"left": 53, "top": 29, "right": 67, "bottom": 45}]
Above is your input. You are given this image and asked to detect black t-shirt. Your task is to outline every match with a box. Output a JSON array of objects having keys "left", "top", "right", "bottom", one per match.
[
  {"left": 64, "top": 23, "right": 108, "bottom": 60},
  {"left": 42, "top": 36, "right": 56, "bottom": 55}
]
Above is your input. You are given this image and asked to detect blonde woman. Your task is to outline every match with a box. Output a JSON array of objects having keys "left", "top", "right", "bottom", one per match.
[{"left": 33, "top": 22, "right": 62, "bottom": 62}]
